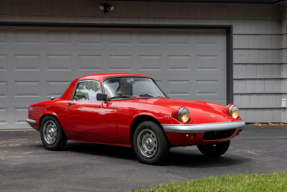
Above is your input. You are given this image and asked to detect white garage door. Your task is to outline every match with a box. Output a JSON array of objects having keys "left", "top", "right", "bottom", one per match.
[{"left": 0, "top": 26, "right": 226, "bottom": 129}]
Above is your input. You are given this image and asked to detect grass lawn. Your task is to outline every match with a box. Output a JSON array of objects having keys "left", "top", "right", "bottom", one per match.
[{"left": 129, "top": 171, "right": 287, "bottom": 192}]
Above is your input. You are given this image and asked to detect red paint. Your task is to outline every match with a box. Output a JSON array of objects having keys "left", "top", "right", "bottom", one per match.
[
  {"left": 165, "top": 130, "right": 237, "bottom": 146},
  {"left": 27, "top": 73, "right": 243, "bottom": 148},
  {"left": 67, "top": 101, "right": 117, "bottom": 135}
]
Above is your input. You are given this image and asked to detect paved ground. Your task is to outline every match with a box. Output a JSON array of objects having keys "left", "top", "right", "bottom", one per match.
[{"left": 0, "top": 126, "right": 286, "bottom": 192}]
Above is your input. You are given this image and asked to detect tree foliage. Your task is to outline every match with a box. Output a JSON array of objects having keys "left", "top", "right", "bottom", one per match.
[{"left": 73, "top": 81, "right": 100, "bottom": 101}]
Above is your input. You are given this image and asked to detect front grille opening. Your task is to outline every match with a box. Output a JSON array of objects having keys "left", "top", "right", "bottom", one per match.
[{"left": 203, "top": 130, "right": 234, "bottom": 140}]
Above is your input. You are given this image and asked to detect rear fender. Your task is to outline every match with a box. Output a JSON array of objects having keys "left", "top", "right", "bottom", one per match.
[{"left": 40, "top": 111, "right": 70, "bottom": 139}]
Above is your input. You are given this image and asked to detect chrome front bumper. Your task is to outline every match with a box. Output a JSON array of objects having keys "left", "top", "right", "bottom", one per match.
[
  {"left": 162, "top": 120, "right": 245, "bottom": 133},
  {"left": 26, "top": 119, "right": 36, "bottom": 124}
]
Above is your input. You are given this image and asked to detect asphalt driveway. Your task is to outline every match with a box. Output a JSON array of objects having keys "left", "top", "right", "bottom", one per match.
[{"left": 0, "top": 126, "right": 286, "bottom": 192}]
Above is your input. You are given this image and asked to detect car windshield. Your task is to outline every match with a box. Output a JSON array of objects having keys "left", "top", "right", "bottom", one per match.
[{"left": 103, "top": 77, "right": 166, "bottom": 99}]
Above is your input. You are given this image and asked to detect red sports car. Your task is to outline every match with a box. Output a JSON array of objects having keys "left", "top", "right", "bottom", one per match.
[{"left": 26, "top": 73, "right": 245, "bottom": 164}]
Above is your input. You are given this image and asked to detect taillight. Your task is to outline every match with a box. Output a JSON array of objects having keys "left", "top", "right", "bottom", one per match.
[{"left": 28, "top": 106, "right": 34, "bottom": 116}]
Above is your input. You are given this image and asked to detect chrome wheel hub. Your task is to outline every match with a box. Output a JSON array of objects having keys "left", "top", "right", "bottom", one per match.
[
  {"left": 137, "top": 129, "right": 158, "bottom": 158},
  {"left": 43, "top": 120, "right": 58, "bottom": 145}
]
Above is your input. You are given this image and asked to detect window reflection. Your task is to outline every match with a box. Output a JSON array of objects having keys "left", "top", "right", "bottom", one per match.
[
  {"left": 103, "top": 77, "right": 165, "bottom": 98},
  {"left": 73, "top": 81, "right": 101, "bottom": 101}
]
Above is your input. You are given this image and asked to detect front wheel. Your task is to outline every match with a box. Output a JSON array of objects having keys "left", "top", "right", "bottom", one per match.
[
  {"left": 197, "top": 140, "right": 230, "bottom": 157},
  {"left": 133, "top": 121, "right": 170, "bottom": 165},
  {"left": 40, "top": 116, "right": 67, "bottom": 151}
]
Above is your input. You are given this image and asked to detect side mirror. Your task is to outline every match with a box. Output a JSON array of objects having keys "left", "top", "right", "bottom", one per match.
[{"left": 97, "top": 93, "right": 108, "bottom": 103}]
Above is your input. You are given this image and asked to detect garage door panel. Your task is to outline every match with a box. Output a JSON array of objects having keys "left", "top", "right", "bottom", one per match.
[
  {"left": 0, "top": 104, "right": 10, "bottom": 127},
  {"left": 15, "top": 81, "right": 40, "bottom": 98},
  {"left": 161, "top": 75, "right": 195, "bottom": 99},
  {"left": 138, "top": 55, "right": 163, "bottom": 72},
  {"left": 14, "top": 28, "right": 40, "bottom": 44},
  {"left": 42, "top": 28, "right": 77, "bottom": 50},
  {"left": 77, "top": 54, "right": 103, "bottom": 72},
  {"left": 108, "top": 54, "right": 133, "bottom": 72},
  {"left": 0, "top": 103, "right": 30, "bottom": 128},
  {"left": 192, "top": 75, "right": 226, "bottom": 102},
  {"left": 74, "top": 49, "right": 104, "bottom": 71},
  {"left": 0, "top": 107, "right": 8, "bottom": 125},
  {"left": 46, "top": 81, "right": 71, "bottom": 98},
  {"left": 167, "top": 55, "right": 191, "bottom": 72},
  {"left": 195, "top": 50, "right": 226, "bottom": 74},
  {"left": 0, "top": 27, "right": 226, "bottom": 128},
  {"left": 165, "top": 50, "right": 194, "bottom": 74},
  {"left": 14, "top": 107, "right": 29, "bottom": 125},
  {"left": 0, "top": 81, "right": 8, "bottom": 98},
  {"left": 167, "top": 30, "right": 195, "bottom": 46},
  {"left": 0, "top": 54, "right": 8, "bottom": 71},
  {"left": 196, "top": 55, "right": 218, "bottom": 71},
  {"left": 6, "top": 27, "right": 42, "bottom": 50},
  {"left": 76, "top": 28, "right": 103, "bottom": 45},
  {"left": 46, "top": 54, "right": 72, "bottom": 71},
  {"left": 195, "top": 29, "right": 226, "bottom": 48},
  {"left": 46, "top": 28, "right": 73, "bottom": 44},
  {"left": 6, "top": 80, "right": 42, "bottom": 103},
  {"left": 6, "top": 50, "right": 42, "bottom": 72},
  {"left": 14, "top": 54, "right": 41, "bottom": 71},
  {"left": 138, "top": 30, "right": 163, "bottom": 46},
  {"left": 43, "top": 49, "right": 75, "bottom": 71},
  {"left": 167, "top": 79, "right": 192, "bottom": 99},
  {"left": 107, "top": 29, "right": 133, "bottom": 45}
]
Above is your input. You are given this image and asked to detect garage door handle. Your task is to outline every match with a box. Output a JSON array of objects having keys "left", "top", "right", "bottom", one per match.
[{"left": 67, "top": 102, "right": 75, "bottom": 106}]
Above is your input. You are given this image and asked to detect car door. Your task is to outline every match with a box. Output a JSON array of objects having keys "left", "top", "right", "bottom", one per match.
[{"left": 67, "top": 80, "right": 117, "bottom": 135}]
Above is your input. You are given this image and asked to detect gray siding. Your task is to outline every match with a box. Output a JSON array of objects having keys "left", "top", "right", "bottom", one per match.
[
  {"left": 281, "top": 3, "right": 287, "bottom": 123},
  {"left": 0, "top": 0, "right": 286, "bottom": 123}
]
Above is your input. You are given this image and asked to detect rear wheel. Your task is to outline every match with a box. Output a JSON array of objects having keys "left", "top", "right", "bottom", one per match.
[
  {"left": 133, "top": 121, "right": 170, "bottom": 165},
  {"left": 197, "top": 140, "right": 230, "bottom": 157},
  {"left": 40, "top": 116, "right": 67, "bottom": 151}
]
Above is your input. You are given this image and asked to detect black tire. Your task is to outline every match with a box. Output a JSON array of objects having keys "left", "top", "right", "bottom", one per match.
[
  {"left": 133, "top": 121, "right": 170, "bottom": 165},
  {"left": 197, "top": 140, "right": 230, "bottom": 157},
  {"left": 40, "top": 115, "right": 67, "bottom": 151}
]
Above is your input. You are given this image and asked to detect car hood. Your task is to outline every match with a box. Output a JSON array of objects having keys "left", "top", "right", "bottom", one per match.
[
  {"left": 132, "top": 98, "right": 239, "bottom": 123},
  {"left": 134, "top": 98, "right": 220, "bottom": 110}
]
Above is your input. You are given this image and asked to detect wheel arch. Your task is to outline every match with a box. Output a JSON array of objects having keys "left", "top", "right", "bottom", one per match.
[
  {"left": 40, "top": 113, "right": 68, "bottom": 139},
  {"left": 40, "top": 112, "right": 58, "bottom": 126},
  {"left": 130, "top": 115, "right": 170, "bottom": 147}
]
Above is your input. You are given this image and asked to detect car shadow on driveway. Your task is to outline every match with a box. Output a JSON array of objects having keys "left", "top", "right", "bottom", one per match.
[
  {"left": 49, "top": 141, "right": 251, "bottom": 167},
  {"left": 63, "top": 141, "right": 138, "bottom": 161},
  {"left": 166, "top": 148, "right": 251, "bottom": 168}
]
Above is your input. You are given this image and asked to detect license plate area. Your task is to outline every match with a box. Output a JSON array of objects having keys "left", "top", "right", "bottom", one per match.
[{"left": 203, "top": 129, "right": 234, "bottom": 140}]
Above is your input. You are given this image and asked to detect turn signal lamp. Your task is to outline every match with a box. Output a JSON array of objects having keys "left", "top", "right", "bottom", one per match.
[
  {"left": 185, "top": 134, "right": 195, "bottom": 140},
  {"left": 189, "top": 134, "right": 195, "bottom": 140},
  {"left": 236, "top": 130, "right": 242, "bottom": 135},
  {"left": 28, "top": 106, "right": 34, "bottom": 116}
]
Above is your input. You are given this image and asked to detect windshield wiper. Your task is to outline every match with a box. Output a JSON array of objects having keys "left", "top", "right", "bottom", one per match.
[
  {"left": 109, "top": 95, "right": 137, "bottom": 100},
  {"left": 139, "top": 94, "right": 158, "bottom": 98},
  {"left": 139, "top": 94, "right": 154, "bottom": 98},
  {"left": 139, "top": 94, "right": 165, "bottom": 98}
]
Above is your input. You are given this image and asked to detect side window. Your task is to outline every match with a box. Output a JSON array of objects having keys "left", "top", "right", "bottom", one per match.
[{"left": 72, "top": 81, "right": 101, "bottom": 101}]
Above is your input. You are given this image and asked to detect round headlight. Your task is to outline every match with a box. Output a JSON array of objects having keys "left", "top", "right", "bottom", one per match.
[
  {"left": 178, "top": 107, "right": 190, "bottom": 123},
  {"left": 229, "top": 105, "right": 239, "bottom": 119}
]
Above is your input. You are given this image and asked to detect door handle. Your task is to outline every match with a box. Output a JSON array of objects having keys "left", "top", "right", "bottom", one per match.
[{"left": 67, "top": 102, "right": 75, "bottom": 106}]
